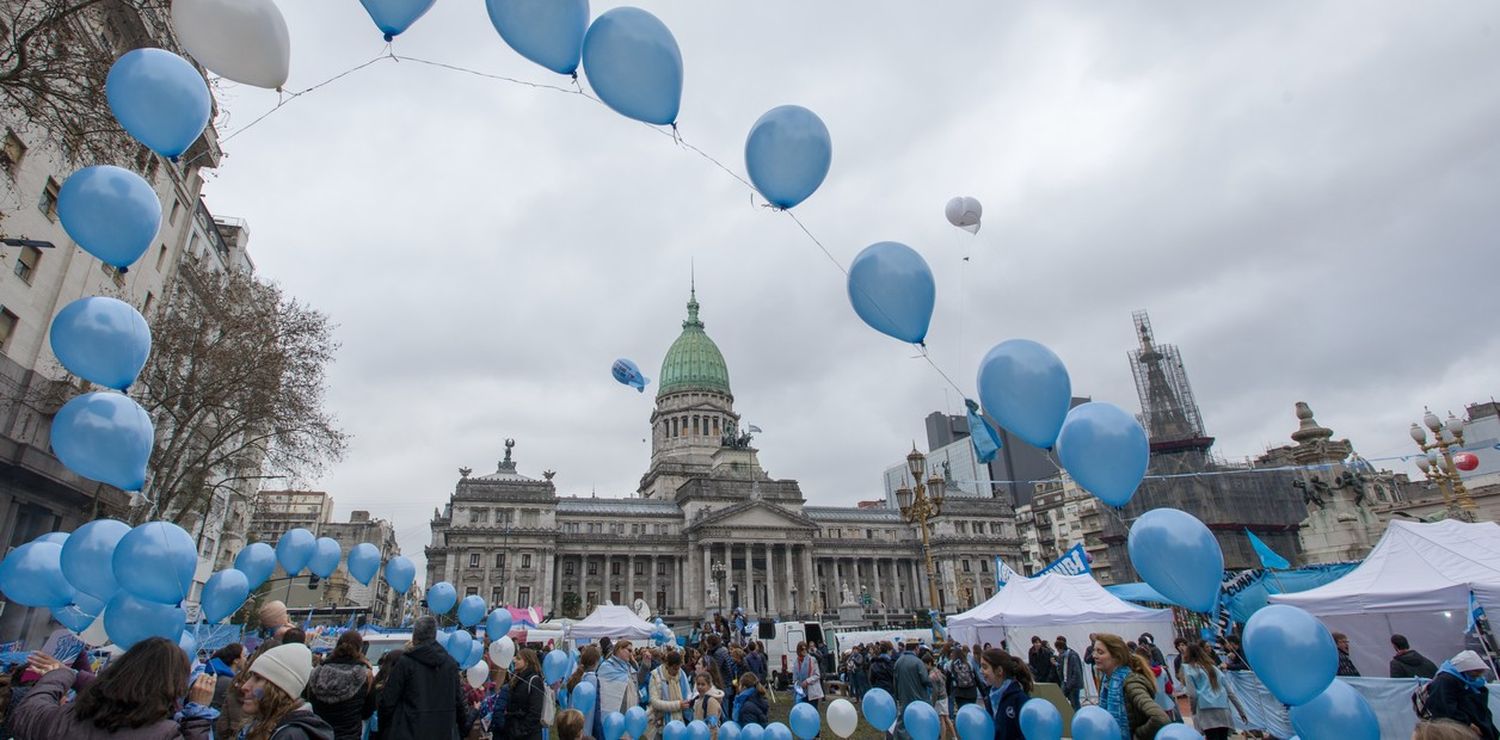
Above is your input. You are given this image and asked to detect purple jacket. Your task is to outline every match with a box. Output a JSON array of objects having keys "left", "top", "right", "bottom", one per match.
[{"left": 7, "top": 668, "right": 216, "bottom": 740}]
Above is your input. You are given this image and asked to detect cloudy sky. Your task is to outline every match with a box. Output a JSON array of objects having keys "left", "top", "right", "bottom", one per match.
[{"left": 203, "top": 2, "right": 1500, "bottom": 565}]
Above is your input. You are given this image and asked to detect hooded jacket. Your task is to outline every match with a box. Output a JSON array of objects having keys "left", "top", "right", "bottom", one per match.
[
  {"left": 258, "top": 705, "right": 337, "bottom": 740},
  {"left": 505, "top": 667, "right": 546, "bottom": 740},
  {"left": 306, "top": 656, "right": 372, "bottom": 740},
  {"left": 1426, "top": 662, "right": 1499, "bottom": 740},
  {"left": 690, "top": 686, "right": 725, "bottom": 725},
  {"left": 1392, "top": 649, "right": 1440, "bottom": 679},
  {"left": 869, "top": 654, "right": 895, "bottom": 693},
  {"left": 376, "top": 640, "right": 468, "bottom": 740},
  {"left": 7, "top": 667, "right": 218, "bottom": 740},
  {"left": 731, "top": 687, "right": 768, "bottom": 726}
]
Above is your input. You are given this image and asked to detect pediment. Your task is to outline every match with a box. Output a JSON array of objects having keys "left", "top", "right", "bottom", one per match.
[{"left": 687, "top": 499, "right": 819, "bottom": 532}]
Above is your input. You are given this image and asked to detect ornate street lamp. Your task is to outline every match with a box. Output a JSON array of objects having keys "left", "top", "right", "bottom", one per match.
[
  {"left": 711, "top": 560, "right": 727, "bottom": 613},
  {"left": 896, "top": 445, "right": 946, "bottom": 614},
  {"left": 1410, "top": 408, "right": 1475, "bottom": 520}
]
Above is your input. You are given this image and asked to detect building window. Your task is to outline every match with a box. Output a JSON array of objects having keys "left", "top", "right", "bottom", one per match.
[
  {"left": 610, "top": 562, "right": 620, "bottom": 576},
  {"left": 13, "top": 246, "right": 40, "bottom": 284},
  {"left": 469, "top": 553, "right": 480, "bottom": 568},
  {"left": 635, "top": 561, "right": 644, "bottom": 576},
  {"left": 565, "top": 562, "right": 575, "bottom": 576},
  {"left": 155, "top": 244, "right": 168, "bottom": 271},
  {"left": 588, "top": 562, "right": 598, "bottom": 575},
  {"left": 169, "top": 199, "right": 182, "bottom": 225},
  {"left": 956, "top": 521, "right": 968, "bottom": 534},
  {"left": 466, "top": 586, "right": 479, "bottom": 597},
  {"left": 657, "top": 561, "right": 667, "bottom": 575},
  {"left": 492, "top": 587, "right": 502, "bottom": 605},
  {"left": 587, "top": 591, "right": 597, "bottom": 607},
  {"left": 469, "top": 508, "right": 487, "bottom": 524},
  {"left": 0, "top": 129, "right": 25, "bottom": 174},
  {"left": 517, "top": 587, "right": 530, "bottom": 608},
  {"left": 0, "top": 308, "right": 17, "bottom": 351},
  {"left": 610, "top": 591, "right": 620, "bottom": 604},
  {"left": 38, "top": 177, "right": 60, "bottom": 220},
  {"left": 142, "top": 292, "right": 154, "bottom": 316},
  {"left": 980, "top": 559, "right": 990, "bottom": 573},
  {"left": 962, "top": 559, "right": 971, "bottom": 573},
  {"left": 521, "top": 554, "right": 532, "bottom": 569},
  {"left": 495, "top": 553, "right": 505, "bottom": 569}
]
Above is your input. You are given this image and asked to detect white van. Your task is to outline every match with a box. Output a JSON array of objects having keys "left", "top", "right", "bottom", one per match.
[
  {"left": 829, "top": 628, "right": 935, "bottom": 655},
  {"left": 755, "top": 621, "right": 826, "bottom": 688}
]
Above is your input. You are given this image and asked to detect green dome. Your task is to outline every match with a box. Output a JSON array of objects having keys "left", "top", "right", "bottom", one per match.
[{"left": 658, "top": 290, "right": 731, "bottom": 397}]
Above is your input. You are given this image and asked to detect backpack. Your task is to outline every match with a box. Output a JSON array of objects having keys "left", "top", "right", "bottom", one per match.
[
  {"left": 1412, "top": 681, "right": 1434, "bottom": 720},
  {"left": 952, "top": 658, "right": 976, "bottom": 689}
]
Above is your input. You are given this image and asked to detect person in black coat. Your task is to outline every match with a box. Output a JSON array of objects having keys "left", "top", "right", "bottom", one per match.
[
  {"left": 869, "top": 643, "right": 896, "bottom": 694},
  {"left": 506, "top": 649, "right": 547, "bottom": 740},
  {"left": 1424, "top": 651, "right": 1500, "bottom": 740},
  {"left": 307, "top": 631, "right": 373, "bottom": 740},
  {"left": 376, "top": 617, "right": 469, "bottom": 740},
  {"left": 1392, "top": 634, "right": 1441, "bottom": 679},
  {"left": 978, "top": 649, "right": 1032, "bottom": 740}
]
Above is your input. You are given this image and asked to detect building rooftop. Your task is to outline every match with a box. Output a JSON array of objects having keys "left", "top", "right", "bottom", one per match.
[
  {"left": 804, "top": 506, "right": 904, "bottom": 522},
  {"left": 658, "top": 287, "right": 731, "bottom": 397},
  {"left": 556, "top": 497, "right": 683, "bottom": 516}
]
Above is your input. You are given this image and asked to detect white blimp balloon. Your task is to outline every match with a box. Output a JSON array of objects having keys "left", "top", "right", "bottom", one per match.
[
  {"left": 172, "top": 0, "right": 291, "bottom": 89},
  {"left": 944, "top": 196, "right": 982, "bottom": 234}
]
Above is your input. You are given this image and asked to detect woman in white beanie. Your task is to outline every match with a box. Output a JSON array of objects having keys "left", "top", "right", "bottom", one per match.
[{"left": 238, "top": 642, "right": 336, "bottom": 740}]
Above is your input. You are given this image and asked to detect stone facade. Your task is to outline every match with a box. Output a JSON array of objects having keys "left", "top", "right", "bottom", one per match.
[{"left": 427, "top": 291, "right": 1024, "bottom": 622}]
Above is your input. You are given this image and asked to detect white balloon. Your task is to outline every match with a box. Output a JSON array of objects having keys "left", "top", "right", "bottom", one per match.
[
  {"left": 944, "top": 195, "right": 982, "bottom": 234},
  {"left": 172, "top": 0, "right": 291, "bottom": 89},
  {"left": 488, "top": 635, "right": 517, "bottom": 668},
  {"left": 466, "top": 660, "right": 490, "bottom": 688},
  {"left": 826, "top": 698, "right": 858, "bottom": 739}
]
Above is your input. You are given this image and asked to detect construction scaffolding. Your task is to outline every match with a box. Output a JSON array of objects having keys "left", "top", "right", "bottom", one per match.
[{"left": 1129, "top": 310, "right": 1209, "bottom": 448}]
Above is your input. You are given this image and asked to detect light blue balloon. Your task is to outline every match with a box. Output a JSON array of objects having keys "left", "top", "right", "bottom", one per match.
[
  {"left": 663, "top": 720, "right": 687, "bottom": 740},
  {"left": 543, "top": 646, "right": 571, "bottom": 683},
  {"left": 56, "top": 165, "right": 161, "bottom": 270},
  {"left": 61, "top": 518, "right": 130, "bottom": 600},
  {"left": 687, "top": 720, "right": 710, "bottom": 740},
  {"left": 581, "top": 7, "right": 682, "bottom": 125},
  {"left": 105, "top": 48, "right": 211, "bottom": 158},
  {"left": 359, "top": 0, "right": 436, "bottom": 41},
  {"left": 104, "top": 592, "right": 185, "bottom": 649},
  {"left": 0, "top": 542, "right": 76, "bottom": 607},
  {"left": 846, "top": 242, "right": 935, "bottom": 345},
  {"left": 485, "top": 0, "right": 589, "bottom": 75},
  {"left": 1015, "top": 699, "right": 1060, "bottom": 740},
  {"left": 51, "top": 592, "right": 106, "bottom": 633},
  {"left": 276, "top": 528, "right": 316, "bottom": 576},
  {"left": 1289, "top": 679, "right": 1378, "bottom": 740},
  {"left": 1127, "top": 508, "right": 1224, "bottom": 613},
  {"left": 428, "top": 581, "right": 457, "bottom": 614},
  {"left": 574, "top": 680, "right": 599, "bottom": 715},
  {"left": 487, "top": 608, "right": 513, "bottom": 639},
  {"left": 719, "top": 721, "right": 741, "bottom": 740},
  {"left": 604, "top": 711, "right": 626, "bottom": 740},
  {"left": 976, "top": 339, "right": 1072, "bottom": 449},
  {"left": 458, "top": 595, "right": 487, "bottom": 627},
  {"left": 789, "top": 703, "right": 820, "bottom": 739},
  {"left": 347, "top": 543, "right": 381, "bottom": 586},
  {"left": 178, "top": 628, "right": 197, "bottom": 657},
  {"left": 201, "top": 569, "right": 250, "bottom": 623},
  {"left": 741, "top": 725, "right": 764, "bottom": 740},
  {"left": 114, "top": 521, "right": 197, "bottom": 605},
  {"left": 384, "top": 555, "right": 416, "bottom": 594},
  {"left": 1243, "top": 604, "right": 1338, "bottom": 706},
  {"left": 1155, "top": 724, "right": 1203, "bottom": 739},
  {"left": 464, "top": 637, "right": 486, "bottom": 670},
  {"left": 308, "top": 537, "right": 342, "bottom": 578},
  {"left": 624, "top": 705, "right": 649, "bottom": 739},
  {"left": 1069, "top": 705, "right": 1118, "bottom": 740},
  {"left": 765, "top": 724, "right": 792, "bottom": 740},
  {"left": 745, "top": 105, "right": 832, "bottom": 209},
  {"left": 52, "top": 391, "right": 153, "bottom": 491},
  {"left": 956, "top": 703, "right": 996, "bottom": 740},
  {"left": 902, "top": 702, "right": 939, "bottom": 740},
  {"left": 33, "top": 532, "right": 70, "bottom": 545},
  {"left": 1056, "top": 401, "right": 1149, "bottom": 507},
  {"left": 49, "top": 297, "right": 152, "bottom": 390},
  {"left": 861, "top": 688, "right": 897, "bottom": 731},
  {"left": 234, "top": 542, "right": 276, "bottom": 590},
  {"left": 445, "top": 629, "right": 473, "bottom": 662}
]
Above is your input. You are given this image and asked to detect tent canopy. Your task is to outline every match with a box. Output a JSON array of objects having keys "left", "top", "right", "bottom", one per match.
[
  {"left": 1271, "top": 519, "right": 1500, "bottom": 678},
  {"left": 569, "top": 605, "right": 656, "bottom": 640},
  {"left": 950, "top": 573, "right": 1172, "bottom": 628}
]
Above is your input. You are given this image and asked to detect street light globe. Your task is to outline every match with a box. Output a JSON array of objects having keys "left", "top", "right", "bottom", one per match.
[
  {"left": 1410, "top": 423, "right": 1428, "bottom": 445},
  {"left": 896, "top": 486, "right": 914, "bottom": 514},
  {"left": 1415, "top": 457, "right": 1431, "bottom": 472},
  {"left": 1424, "top": 409, "right": 1443, "bottom": 433},
  {"left": 906, "top": 446, "right": 926, "bottom": 480},
  {"left": 1446, "top": 413, "right": 1465, "bottom": 436}
]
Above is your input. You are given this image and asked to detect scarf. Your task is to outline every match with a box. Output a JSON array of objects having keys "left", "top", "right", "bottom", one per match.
[
  {"left": 1103, "top": 667, "right": 1130, "bottom": 736},
  {"left": 207, "top": 657, "right": 236, "bottom": 677},
  {"left": 1439, "top": 661, "right": 1488, "bottom": 693},
  {"left": 732, "top": 687, "right": 757, "bottom": 723}
]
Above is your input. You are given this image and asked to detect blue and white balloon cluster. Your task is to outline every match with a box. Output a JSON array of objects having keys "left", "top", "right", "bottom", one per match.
[{"left": 1244, "top": 604, "right": 1378, "bottom": 740}]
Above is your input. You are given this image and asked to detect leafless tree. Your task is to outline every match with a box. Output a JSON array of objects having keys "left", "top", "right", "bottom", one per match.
[{"left": 136, "top": 259, "right": 348, "bottom": 526}]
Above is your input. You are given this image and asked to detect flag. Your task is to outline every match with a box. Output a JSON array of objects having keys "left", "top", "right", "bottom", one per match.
[
  {"left": 994, "top": 556, "right": 1023, "bottom": 588},
  {"left": 1246, "top": 529, "right": 1291, "bottom": 570},
  {"left": 964, "top": 399, "right": 1003, "bottom": 463},
  {"left": 1470, "top": 590, "right": 1486, "bottom": 635},
  {"left": 748, "top": 425, "right": 763, "bottom": 433},
  {"left": 1035, "top": 544, "right": 1092, "bottom": 577}
]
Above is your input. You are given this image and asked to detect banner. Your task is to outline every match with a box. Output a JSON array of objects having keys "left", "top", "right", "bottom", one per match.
[{"left": 995, "top": 543, "right": 1090, "bottom": 590}]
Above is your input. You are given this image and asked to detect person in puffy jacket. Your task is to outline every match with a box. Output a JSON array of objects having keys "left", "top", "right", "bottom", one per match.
[
  {"left": 979, "top": 649, "right": 1032, "bottom": 740},
  {"left": 8, "top": 637, "right": 220, "bottom": 740},
  {"left": 868, "top": 643, "right": 895, "bottom": 695},
  {"left": 237, "top": 642, "right": 336, "bottom": 740},
  {"left": 505, "top": 649, "right": 546, "bottom": 740},
  {"left": 731, "top": 673, "right": 768, "bottom": 726},
  {"left": 1093, "top": 634, "right": 1169, "bottom": 740},
  {"left": 306, "top": 631, "right": 372, "bottom": 740}
]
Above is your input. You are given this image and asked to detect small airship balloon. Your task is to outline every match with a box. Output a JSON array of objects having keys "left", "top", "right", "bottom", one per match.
[
  {"left": 611, "top": 358, "right": 649, "bottom": 393},
  {"left": 945, "top": 196, "right": 982, "bottom": 234},
  {"left": 1455, "top": 452, "right": 1480, "bottom": 472}
]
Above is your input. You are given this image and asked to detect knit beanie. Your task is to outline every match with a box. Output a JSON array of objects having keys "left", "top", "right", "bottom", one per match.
[{"left": 251, "top": 642, "right": 313, "bottom": 698}]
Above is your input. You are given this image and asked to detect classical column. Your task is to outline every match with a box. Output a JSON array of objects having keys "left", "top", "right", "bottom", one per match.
[
  {"left": 702, "top": 544, "right": 713, "bottom": 613},
  {"left": 649, "top": 554, "right": 658, "bottom": 611},
  {"left": 626, "top": 554, "right": 635, "bottom": 604},
  {"left": 782, "top": 545, "right": 794, "bottom": 616},
  {"left": 833, "top": 557, "right": 844, "bottom": 607},
  {"left": 765, "top": 543, "right": 777, "bottom": 616},
  {"left": 801, "top": 547, "right": 815, "bottom": 615},
  {"left": 874, "top": 558, "right": 885, "bottom": 610}
]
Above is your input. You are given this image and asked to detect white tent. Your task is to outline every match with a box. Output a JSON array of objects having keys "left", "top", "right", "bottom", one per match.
[
  {"left": 947, "top": 573, "right": 1175, "bottom": 696},
  {"left": 569, "top": 605, "right": 657, "bottom": 640},
  {"left": 1271, "top": 519, "right": 1500, "bottom": 677}
]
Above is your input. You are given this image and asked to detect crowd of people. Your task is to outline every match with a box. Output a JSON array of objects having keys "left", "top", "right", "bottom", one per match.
[{"left": 0, "top": 601, "right": 1496, "bottom": 740}]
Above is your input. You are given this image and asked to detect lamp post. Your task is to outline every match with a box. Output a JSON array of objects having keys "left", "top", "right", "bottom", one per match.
[
  {"left": 711, "top": 560, "right": 727, "bottom": 614},
  {"left": 1409, "top": 408, "right": 1476, "bottom": 521},
  {"left": 895, "top": 445, "right": 946, "bottom": 614}
]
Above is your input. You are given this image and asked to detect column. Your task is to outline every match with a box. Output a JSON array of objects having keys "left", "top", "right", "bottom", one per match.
[
  {"left": 730, "top": 543, "right": 741, "bottom": 611},
  {"left": 626, "top": 554, "right": 635, "bottom": 604},
  {"left": 833, "top": 557, "right": 844, "bottom": 607},
  {"left": 801, "top": 547, "right": 815, "bottom": 615},
  {"left": 765, "top": 543, "right": 777, "bottom": 616},
  {"left": 702, "top": 544, "right": 712, "bottom": 613},
  {"left": 875, "top": 558, "right": 886, "bottom": 609},
  {"left": 650, "top": 554, "right": 658, "bottom": 612},
  {"left": 675, "top": 556, "right": 684, "bottom": 614},
  {"left": 782, "top": 545, "right": 794, "bottom": 616}
]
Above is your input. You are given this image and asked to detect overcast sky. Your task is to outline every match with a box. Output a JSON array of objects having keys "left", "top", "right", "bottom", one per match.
[{"left": 203, "top": 2, "right": 1500, "bottom": 567}]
